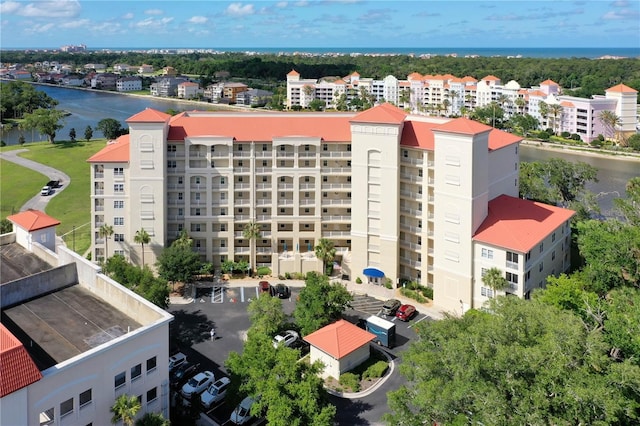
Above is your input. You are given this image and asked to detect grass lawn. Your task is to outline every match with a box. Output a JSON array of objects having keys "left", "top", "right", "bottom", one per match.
[
  {"left": 0, "top": 158, "right": 47, "bottom": 216},
  {"left": 1, "top": 139, "right": 107, "bottom": 255}
]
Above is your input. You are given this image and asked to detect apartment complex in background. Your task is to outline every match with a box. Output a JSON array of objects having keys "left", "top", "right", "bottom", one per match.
[
  {"left": 1, "top": 210, "right": 173, "bottom": 426},
  {"left": 87, "top": 103, "right": 574, "bottom": 312},
  {"left": 287, "top": 70, "right": 638, "bottom": 143}
]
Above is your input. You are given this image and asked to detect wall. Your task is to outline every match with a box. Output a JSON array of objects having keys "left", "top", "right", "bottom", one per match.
[
  {"left": 310, "top": 346, "right": 338, "bottom": 380},
  {"left": 0, "top": 263, "right": 77, "bottom": 309},
  {"left": 0, "top": 388, "right": 28, "bottom": 426},
  {"left": 338, "top": 345, "right": 370, "bottom": 376}
]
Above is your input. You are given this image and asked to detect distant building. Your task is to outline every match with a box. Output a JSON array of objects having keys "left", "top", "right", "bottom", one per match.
[
  {"left": 92, "top": 72, "right": 118, "bottom": 90},
  {"left": 84, "top": 63, "right": 106, "bottom": 70},
  {"left": 150, "top": 77, "right": 189, "bottom": 97},
  {"left": 138, "top": 64, "right": 154, "bottom": 74},
  {"left": 0, "top": 209, "right": 173, "bottom": 426},
  {"left": 177, "top": 81, "right": 202, "bottom": 99},
  {"left": 236, "top": 88, "right": 273, "bottom": 106},
  {"left": 117, "top": 76, "right": 143, "bottom": 92}
]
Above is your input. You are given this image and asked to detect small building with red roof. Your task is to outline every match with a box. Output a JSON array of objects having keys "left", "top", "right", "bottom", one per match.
[
  {"left": 304, "top": 320, "right": 375, "bottom": 379},
  {"left": 7, "top": 209, "right": 60, "bottom": 251}
]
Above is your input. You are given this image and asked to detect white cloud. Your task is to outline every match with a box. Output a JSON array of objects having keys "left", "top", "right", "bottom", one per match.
[
  {"left": 188, "top": 16, "right": 208, "bottom": 24},
  {"left": 602, "top": 8, "right": 640, "bottom": 20},
  {"left": 276, "top": 1, "right": 288, "bottom": 7},
  {"left": 131, "top": 16, "right": 174, "bottom": 31},
  {"left": 59, "top": 18, "right": 90, "bottom": 28},
  {"left": 122, "top": 12, "right": 134, "bottom": 20},
  {"left": 144, "top": 9, "right": 164, "bottom": 16},
  {"left": 0, "top": 1, "right": 21, "bottom": 14},
  {"left": 12, "top": 0, "right": 81, "bottom": 18},
  {"left": 294, "top": 1, "right": 309, "bottom": 6},
  {"left": 226, "top": 3, "right": 255, "bottom": 16},
  {"left": 24, "top": 22, "right": 55, "bottom": 33}
]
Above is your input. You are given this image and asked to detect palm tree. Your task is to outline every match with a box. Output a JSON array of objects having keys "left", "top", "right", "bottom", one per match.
[
  {"left": 515, "top": 97, "right": 526, "bottom": 115},
  {"left": 99, "top": 224, "right": 114, "bottom": 261},
  {"left": 302, "top": 85, "right": 315, "bottom": 108},
  {"left": 598, "top": 110, "right": 622, "bottom": 142},
  {"left": 133, "top": 228, "right": 151, "bottom": 267},
  {"left": 243, "top": 221, "right": 261, "bottom": 276},
  {"left": 110, "top": 394, "right": 141, "bottom": 426},
  {"left": 315, "top": 238, "right": 336, "bottom": 276},
  {"left": 482, "top": 267, "right": 509, "bottom": 298},
  {"left": 549, "top": 104, "right": 563, "bottom": 135},
  {"left": 538, "top": 101, "right": 549, "bottom": 129}
]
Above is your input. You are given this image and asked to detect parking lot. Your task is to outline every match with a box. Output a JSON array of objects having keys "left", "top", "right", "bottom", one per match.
[{"left": 168, "top": 282, "right": 432, "bottom": 425}]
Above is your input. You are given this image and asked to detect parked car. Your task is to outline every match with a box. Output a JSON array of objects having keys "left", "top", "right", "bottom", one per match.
[
  {"left": 396, "top": 304, "right": 416, "bottom": 321},
  {"left": 274, "top": 283, "right": 290, "bottom": 298},
  {"left": 272, "top": 330, "right": 299, "bottom": 348},
  {"left": 170, "top": 362, "right": 199, "bottom": 388},
  {"left": 40, "top": 186, "right": 52, "bottom": 196},
  {"left": 290, "top": 338, "right": 310, "bottom": 355},
  {"left": 46, "top": 179, "right": 60, "bottom": 188},
  {"left": 381, "top": 299, "right": 401, "bottom": 316},
  {"left": 259, "top": 281, "right": 273, "bottom": 296},
  {"left": 200, "top": 377, "right": 231, "bottom": 409},
  {"left": 181, "top": 371, "right": 215, "bottom": 399},
  {"left": 169, "top": 352, "right": 187, "bottom": 372},
  {"left": 230, "top": 395, "right": 258, "bottom": 425}
]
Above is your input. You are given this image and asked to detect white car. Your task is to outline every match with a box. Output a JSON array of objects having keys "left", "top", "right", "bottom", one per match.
[
  {"left": 272, "top": 330, "right": 299, "bottom": 348},
  {"left": 40, "top": 186, "right": 52, "bottom": 196},
  {"left": 200, "top": 377, "right": 231, "bottom": 409},
  {"left": 181, "top": 371, "right": 214, "bottom": 399},
  {"left": 230, "top": 395, "right": 257, "bottom": 425},
  {"left": 169, "top": 352, "right": 187, "bottom": 372}
]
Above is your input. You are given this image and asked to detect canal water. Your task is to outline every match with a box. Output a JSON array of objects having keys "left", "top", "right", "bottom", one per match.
[{"left": 2, "top": 84, "right": 638, "bottom": 214}]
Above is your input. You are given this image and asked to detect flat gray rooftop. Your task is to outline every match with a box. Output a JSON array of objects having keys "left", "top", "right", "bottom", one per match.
[
  {"left": 0, "top": 242, "right": 52, "bottom": 284},
  {"left": 2, "top": 284, "right": 142, "bottom": 371}
]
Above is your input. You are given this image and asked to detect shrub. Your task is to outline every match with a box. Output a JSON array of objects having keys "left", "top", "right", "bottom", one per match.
[
  {"left": 362, "top": 361, "right": 388, "bottom": 379},
  {"left": 355, "top": 277, "right": 362, "bottom": 284},
  {"left": 597, "top": 134, "right": 605, "bottom": 142},
  {"left": 278, "top": 275, "right": 286, "bottom": 280},
  {"left": 571, "top": 133, "right": 582, "bottom": 141},
  {"left": 399, "top": 288, "right": 427, "bottom": 303},
  {"left": 590, "top": 139, "right": 604, "bottom": 148},
  {"left": 628, "top": 134, "right": 640, "bottom": 151},
  {"left": 339, "top": 372, "right": 360, "bottom": 392},
  {"left": 293, "top": 272, "right": 306, "bottom": 280},
  {"left": 421, "top": 286, "right": 434, "bottom": 299},
  {"left": 257, "top": 266, "right": 271, "bottom": 276},
  {"left": 561, "top": 131, "right": 571, "bottom": 138},
  {"left": 384, "top": 278, "right": 393, "bottom": 289},
  {"left": 284, "top": 272, "right": 291, "bottom": 279},
  {"left": 538, "top": 131, "right": 550, "bottom": 140}
]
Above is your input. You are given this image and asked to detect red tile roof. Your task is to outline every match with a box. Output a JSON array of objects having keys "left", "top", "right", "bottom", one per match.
[
  {"left": 0, "top": 324, "right": 42, "bottom": 397},
  {"left": 287, "top": 69, "right": 300, "bottom": 77},
  {"left": 540, "top": 79, "right": 558, "bottom": 86},
  {"left": 473, "top": 195, "right": 575, "bottom": 252},
  {"left": 606, "top": 83, "right": 638, "bottom": 93},
  {"left": 126, "top": 108, "right": 171, "bottom": 123},
  {"left": 400, "top": 120, "right": 438, "bottom": 150},
  {"left": 431, "top": 118, "right": 522, "bottom": 150},
  {"left": 87, "top": 135, "right": 130, "bottom": 163},
  {"left": 482, "top": 75, "right": 500, "bottom": 81},
  {"left": 303, "top": 320, "right": 375, "bottom": 358},
  {"left": 461, "top": 76, "right": 478, "bottom": 83},
  {"left": 167, "top": 112, "right": 353, "bottom": 141},
  {"left": 350, "top": 103, "right": 406, "bottom": 124},
  {"left": 7, "top": 209, "right": 60, "bottom": 232},
  {"left": 560, "top": 101, "right": 575, "bottom": 108}
]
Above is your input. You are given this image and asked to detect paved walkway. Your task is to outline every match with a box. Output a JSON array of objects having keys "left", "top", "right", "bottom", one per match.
[{"left": 0, "top": 149, "right": 71, "bottom": 212}]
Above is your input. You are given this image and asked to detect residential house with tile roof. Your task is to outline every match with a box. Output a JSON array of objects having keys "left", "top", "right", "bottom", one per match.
[
  {"left": 87, "top": 103, "right": 574, "bottom": 313},
  {"left": 0, "top": 210, "right": 173, "bottom": 425}
]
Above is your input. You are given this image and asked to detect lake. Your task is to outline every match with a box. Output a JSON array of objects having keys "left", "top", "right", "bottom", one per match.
[{"left": 3, "top": 84, "right": 638, "bottom": 215}]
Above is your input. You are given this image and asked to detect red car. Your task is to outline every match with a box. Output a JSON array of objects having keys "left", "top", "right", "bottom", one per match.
[
  {"left": 259, "top": 281, "right": 273, "bottom": 295},
  {"left": 396, "top": 304, "right": 416, "bottom": 321}
]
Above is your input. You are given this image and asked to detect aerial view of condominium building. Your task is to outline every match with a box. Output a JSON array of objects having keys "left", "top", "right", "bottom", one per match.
[
  {"left": 287, "top": 70, "right": 637, "bottom": 143},
  {"left": 88, "top": 102, "right": 575, "bottom": 313}
]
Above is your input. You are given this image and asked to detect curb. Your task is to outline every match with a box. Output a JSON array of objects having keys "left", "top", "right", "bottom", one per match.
[{"left": 324, "top": 346, "right": 395, "bottom": 399}]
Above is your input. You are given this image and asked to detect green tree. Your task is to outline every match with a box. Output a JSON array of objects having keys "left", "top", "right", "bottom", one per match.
[
  {"left": 384, "top": 297, "right": 639, "bottom": 426},
  {"left": 84, "top": 125, "right": 93, "bottom": 141},
  {"left": 334, "top": 92, "right": 348, "bottom": 111},
  {"left": 614, "top": 177, "right": 640, "bottom": 226},
  {"left": 534, "top": 273, "right": 601, "bottom": 329},
  {"left": 577, "top": 219, "right": 640, "bottom": 294},
  {"left": 243, "top": 221, "right": 261, "bottom": 276},
  {"left": 99, "top": 224, "right": 114, "bottom": 261},
  {"left": 21, "top": 108, "right": 66, "bottom": 143},
  {"left": 539, "top": 100, "right": 549, "bottom": 128},
  {"left": 508, "top": 113, "right": 539, "bottom": 136},
  {"left": 308, "top": 98, "right": 325, "bottom": 111},
  {"left": 469, "top": 102, "right": 505, "bottom": 128},
  {"left": 314, "top": 238, "right": 336, "bottom": 275},
  {"left": 103, "top": 254, "right": 169, "bottom": 309},
  {"left": 110, "top": 394, "right": 141, "bottom": 426},
  {"left": 135, "top": 412, "right": 170, "bottom": 426},
  {"left": 481, "top": 267, "right": 508, "bottom": 297},
  {"left": 247, "top": 291, "right": 287, "bottom": 337},
  {"left": 97, "top": 118, "right": 124, "bottom": 140},
  {"left": 133, "top": 228, "right": 151, "bottom": 267},
  {"left": 69, "top": 127, "right": 76, "bottom": 142},
  {"left": 293, "top": 272, "right": 352, "bottom": 335},
  {"left": 604, "top": 287, "right": 640, "bottom": 363},
  {"left": 548, "top": 103, "right": 563, "bottom": 135},
  {"left": 156, "top": 238, "right": 202, "bottom": 288},
  {"left": 0, "top": 218, "right": 13, "bottom": 234},
  {"left": 545, "top": 157, "right": 598, "bottom": 205},
  {"left": 599, "top": 110, "right": 622, "bottom": 142}
]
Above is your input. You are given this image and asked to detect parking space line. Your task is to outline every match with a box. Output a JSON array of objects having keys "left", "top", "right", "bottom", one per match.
[
  {"left": 408, "top": 314, "right": 430, "bottom": 328},
  {"left": 240, "top": 287, "right": 245, "bottom": 303}
]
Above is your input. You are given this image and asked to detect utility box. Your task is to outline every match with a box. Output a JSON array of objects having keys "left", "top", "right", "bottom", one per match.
[{"left": 365, "top": 315, "right": 396, "bottom": 348}]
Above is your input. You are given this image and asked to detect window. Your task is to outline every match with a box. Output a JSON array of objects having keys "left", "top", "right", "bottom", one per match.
[
  {"left": 191, "top": 224, "right": 201, "bottom": 232},
  {"left": 114, "top": 184, "right": 124, "bottom": 193},
  {"left": 238, "top": 145, "right": 243, "bottom": 151},
  {"left": 263, "top": 144, "right": 268, "bottom": 151},
  {"left": 481, "top": 268, "right": 488, "bottom": 276},
  {"left": 481, "top": 248, "right": 494, "bottom": 259},
  {"left": 220, "top": 177, "right": 225, "bottom": 184},
  {"left": 194, "top": 208, "right": 201, "bottom": 216},
  {"left": 114, "top": 217, "right": 124, "bottom": 226},
  {"left": 220, "top": 224, "right": 226, "bottom": 231},
  {"left": 114, "top": 167, "right": 124, "bottom": 176},
  {"left": 262, "top": 176, "right": 268, "bottom": 182},
  {"left": 323, "top": 176, "right": 328, "bottom": 182},
  {"left": 238, "top": 161, "right": 243, "bottom": 167},
  {"left": 304, "top": 192, "right": 310, "bottom": 198},
  {"left": 60, "top": 398, "right": 74, "bottom": 417},
  {"left": 79, "top": 389, "right": 92, "bottom": 408},
  {"left": 178, "top": 192, "right": 183, "bottom": 200},
  {"left": 114, "top": 249, "right": 125, "bottom": 256},
  {"left": 552, "top": 250, "right": 556, "bottom": 261},
  {"left": 506, "top": 272, "right": 518, "bottom": 284},
  {"left": 167, "top": 144, "right": 176, "bottom": 152},
  {"left": 147, "top": 387, "right": 157, "bottom": 404},
  {"left": 539, "top": 262, "right": 544, "bottom": 272},
  {"left": 539, "top": 242, "right": 544, "bottom": 253},
  {"left": 552, "top": 232, "right": 556, "bottom": 242},
  {"left": 262, "top": 160, "right": 267, "bottom": 167},
  {"left": 481, "top": 287, "right": 494, "bottom": 298},
  {"left": 304, "top": 144, "right": 310, "bottom": 151},
  {"left": 347, "top": 160, "right": 351, "bottom": 167},
  {"left": 304, "top": 176, "right": 310, "bottom": 182},
  {"left": 526, "top": 251, "right": 531, "bottom": 262},
  {"left": 403, "top": 150, "right": 408, "bottom": 158},
  {"left": 113, "top": 200, "right": 124, "bottom": 209},
  {"left": 167, "top": 160, "right": 177, "bottom": 169},
  {"left": 304, "top": 160, "right": 310, "bottom": 166},
  {"left": 280, "top": 145, "right": 285, "bottom": 151},
  {"left": 146, "top": 356, "right": 157, "bottom": 373},
  {"left": 115, "top": 371, "right": 126, "bottom": 389},
  {"left": 114, "top": 234, "right": 125, "bottom": 242},
  {"left": 323, "top": 160, "right": 328, "bottom": 166}
]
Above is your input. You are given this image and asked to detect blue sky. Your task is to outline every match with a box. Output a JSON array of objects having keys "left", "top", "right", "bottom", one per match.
[{"left": 0, "top": 0, "right": 638, "bottom": 49}]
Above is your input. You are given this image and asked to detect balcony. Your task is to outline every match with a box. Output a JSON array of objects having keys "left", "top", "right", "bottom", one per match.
[
  {"left": 321, "top": 183, "right": 350, "bottom": 190},
  {"left": 320, "top": 151, "right": 351, "bottom": 158},
  {"left": 322, "top": 167, "right": 350, "bottom": 174},
  {"left": 233, "top": 151, "right": 251, "bottom": 158},
  {"left": 322, "top": 199, "right": 351, "bottom": 206},
  {"left": 400, "top": 157, "right": 424, "bottom": 166},
  {"left": 94, "top": 172, "right": 104, "bottom": 179},
  {"left": 323, "top": 215, "right": 351, "bottom": 222},
  {"left": 277, "top": 184, "right": 294, "bottom": 190}
]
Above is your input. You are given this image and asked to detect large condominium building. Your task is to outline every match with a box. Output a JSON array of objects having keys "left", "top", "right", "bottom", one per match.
[
  {"left": 287, "top": 70, "right": 638, "bottom": 143},
  {"left": 88, "top": 103, "right": 574, "bottom": 313},
  {"left": 1, "top": 210, "right": 173, "bottom": 426}
]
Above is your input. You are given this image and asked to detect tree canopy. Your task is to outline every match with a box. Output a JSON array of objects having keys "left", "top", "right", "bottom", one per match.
[
  {"left": 293, "top": 272, "right": 352, "bottom": 335},
  {"left": 21, "top": 108, "right": 66, "bottom": 143},
  {"left": 155, "top": 237, "right": 202, "bottom": 285},
  {"left": 0, "top": 80, "right": 58, "bottom": 119},
  {"left": 97, "top": 118, "right": 126, "bottom": 140},
  {"left": 385, "top": 297, "right": 640, "bottom": 426},
  {"left": 103, "top": 254, "right": 169, "bottom": 308}
]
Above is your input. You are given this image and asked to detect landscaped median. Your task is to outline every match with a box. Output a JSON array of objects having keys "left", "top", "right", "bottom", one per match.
[{"left": 324, "top": 346, "right": 394, "bottom": 398}]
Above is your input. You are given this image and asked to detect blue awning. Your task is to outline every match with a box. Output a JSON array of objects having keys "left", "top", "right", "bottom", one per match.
[{"left": 363, "top": 267, "right": 384, "bottom": 278}]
